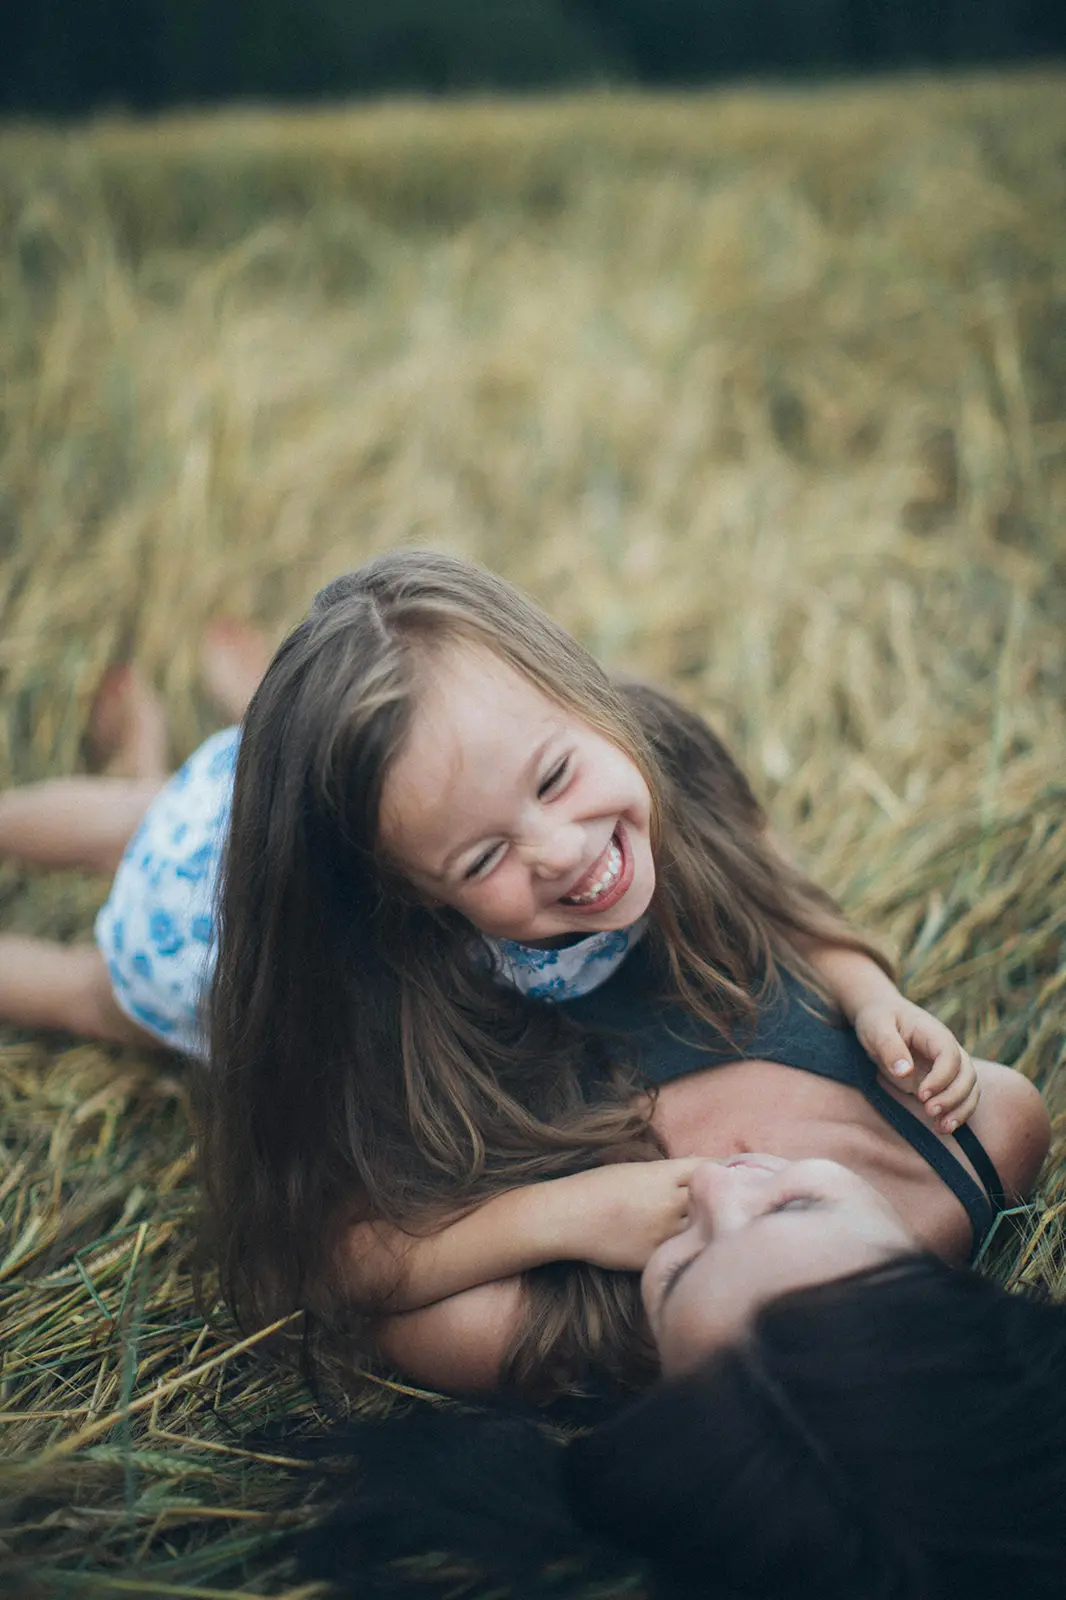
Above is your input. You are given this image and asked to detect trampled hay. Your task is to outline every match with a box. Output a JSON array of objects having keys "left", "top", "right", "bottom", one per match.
[{"left": 2, "top": 72, "right": 1066, "bottom": 1595}]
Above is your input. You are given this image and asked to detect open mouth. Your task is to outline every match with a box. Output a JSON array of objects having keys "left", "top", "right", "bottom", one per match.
[{"left": 558, "top": 827, "right": 633, "bottom": 913}]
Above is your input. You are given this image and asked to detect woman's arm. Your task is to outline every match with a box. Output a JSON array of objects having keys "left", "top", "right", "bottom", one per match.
[{"left": 336, "top": 1158, "right": 700, "bottom": 1314}]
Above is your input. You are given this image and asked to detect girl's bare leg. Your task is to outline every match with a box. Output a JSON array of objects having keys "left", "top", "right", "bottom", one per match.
[
  {"left": 0, "top": 667, "right": 169, "bottom": 876},
  {"left": 0, "top": 627, "right": 268, "bottom": 1046},
  {"left": 0, "top": 777, "right": 164, "bottom": 876},
  {"left": 0, "top": 626, "right": 269, "bottom": 877},
  {"left": 0, "top": 938, "right": 163, "bottom": 1049},
  {"left": 88, "top": 663, "right": 170, "bottom": 782},
  {"left": 0, "top": 668, "right": 170, "bottom": 1044}
]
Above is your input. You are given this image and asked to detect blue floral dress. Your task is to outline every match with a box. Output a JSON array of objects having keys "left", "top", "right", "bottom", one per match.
[{"left": 94, "top": 727, "right": 239, "bottom": 1056}]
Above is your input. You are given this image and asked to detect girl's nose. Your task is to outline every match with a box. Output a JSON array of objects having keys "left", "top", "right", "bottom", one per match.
[{"left": 526, "top": 821, "right": 586, "bottom": 880}]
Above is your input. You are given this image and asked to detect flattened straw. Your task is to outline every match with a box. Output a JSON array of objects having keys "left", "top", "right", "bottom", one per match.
[
  {"left": 22, "top": 1312, "right": 303, "bottom": 1466},
  {"left": 3, "top": 71, "right": 1066, "bottom": 1597}
]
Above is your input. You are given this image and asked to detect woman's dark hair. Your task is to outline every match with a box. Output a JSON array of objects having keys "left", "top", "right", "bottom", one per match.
[
  {"left": 195, "top": 549, "right": 889, "bottom": 1395},
  {"left": 565, "top": 1255, "right": 1066, "bottom": 1599}
]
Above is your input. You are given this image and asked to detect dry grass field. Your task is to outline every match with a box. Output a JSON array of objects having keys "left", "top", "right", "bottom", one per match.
[{"left": 2, "top": 71, "right": 1066, "bottom": 1595}]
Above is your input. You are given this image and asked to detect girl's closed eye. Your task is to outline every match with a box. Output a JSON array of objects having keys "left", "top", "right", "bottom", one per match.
[
  {"left": 537, "top": 756, "right": 570, "bottom": 799},
  {"left": 464, "top": 843, "right": 505, "bottom": 881},
  {"left": 460, "top": 757, "right": 571, "bottom": 881}
]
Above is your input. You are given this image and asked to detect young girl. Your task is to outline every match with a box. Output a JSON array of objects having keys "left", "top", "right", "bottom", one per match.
[{"left": 1, "top": 552, "right": 1042, "bottom": 1397}]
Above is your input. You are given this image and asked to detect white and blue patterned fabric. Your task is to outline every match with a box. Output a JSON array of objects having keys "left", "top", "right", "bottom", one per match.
[
  {"left": 95, "top": 722, "right": 644, "bottom": 1056},
  {"left": 487, "top": 920, "right": 647, "bottom": 1000},
  {"left": 94, "top": 726, "right": 239, "bottom": 1058}
]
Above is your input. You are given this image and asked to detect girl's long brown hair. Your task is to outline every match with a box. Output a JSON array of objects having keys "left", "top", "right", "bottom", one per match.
[{"left": 195, "top": 550, "right": 889, "bottom": 1396}]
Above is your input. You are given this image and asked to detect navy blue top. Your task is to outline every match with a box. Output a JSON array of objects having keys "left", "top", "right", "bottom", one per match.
[{"left": 558, "top": 940, "right": 1005, "bottom": 1259}]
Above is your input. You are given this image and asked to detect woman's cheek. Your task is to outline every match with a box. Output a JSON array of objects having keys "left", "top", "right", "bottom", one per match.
[{"left": 642, "top": 1235, "right": 690, "bottom": 1318}]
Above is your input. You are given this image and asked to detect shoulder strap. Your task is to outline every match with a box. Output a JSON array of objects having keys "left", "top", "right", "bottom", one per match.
[
  {"left": 952, "top": 1123, "right": 1008, "bottom": 1212},
  {"left": 860, "top": 1077, "right": 999, "bottom": 1258}
]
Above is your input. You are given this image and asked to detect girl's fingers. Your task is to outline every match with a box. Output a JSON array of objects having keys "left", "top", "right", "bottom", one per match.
[
  {"left": 918, "top": 1048, "right": 970, "bottom": 1100},
  {"left": 907, "top": 1016, "right": 956, "bottom": 1066},
  {"left": 930, "top": 1084, "right": 980, "bottom": 1133},
  {"left": 925, "top": 1064, "right": 978, "bottom": 1120},
  {"left": 866, "top": 1022, "right": 913, "bottom": 1079},
  {"left": 926, "top": 1078, "right": 971, "bottom": 1117},
  {"left": 955, "top": 1086, "right": 981, "bottom": 1129}
]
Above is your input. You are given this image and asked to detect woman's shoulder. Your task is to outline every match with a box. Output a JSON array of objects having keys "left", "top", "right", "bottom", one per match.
[{"left": 970, "top": 1060, "right": 1051, "bottom": 1202}]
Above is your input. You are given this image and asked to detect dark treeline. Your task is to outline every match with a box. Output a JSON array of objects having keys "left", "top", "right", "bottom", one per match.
[{"left": 3, "top": 0, "right": 1065, "bottom": 115}]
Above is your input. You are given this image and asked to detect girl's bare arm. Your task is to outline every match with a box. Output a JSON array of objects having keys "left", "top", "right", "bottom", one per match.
[
  {"left": 800, "top": 940, "right": 981, "bottom": 1130},
  {"left": 769, "top": 827, "right": 980, "bottom": 1130},
  {"left": 336, "top": 1158, "right": 699, "bottom": 1314},
  {"left": 375, "top": 1276, "right": 526, "bottom": 1391}
]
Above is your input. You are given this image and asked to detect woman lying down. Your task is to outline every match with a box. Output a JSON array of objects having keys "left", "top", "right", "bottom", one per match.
[{"left": 299, "top": 1152, "right": 1066, "bottom": 1600}]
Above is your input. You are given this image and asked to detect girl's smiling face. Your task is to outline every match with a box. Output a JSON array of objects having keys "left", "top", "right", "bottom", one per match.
[
  {"left": 644, "top": 1157, "right": 916, "bottom": 1376},
  {"left": 379, "top": 644, "right": 656, "bottom": 946}
]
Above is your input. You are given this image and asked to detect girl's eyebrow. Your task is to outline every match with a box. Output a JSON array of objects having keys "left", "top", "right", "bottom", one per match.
[{"left": 436, "top": 734, "right": 557, "bottom": 874}]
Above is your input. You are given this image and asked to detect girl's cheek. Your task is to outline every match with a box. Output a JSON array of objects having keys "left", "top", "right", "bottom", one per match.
[{"left": 470, "top": 869, "right": 533, "bottom": 929}]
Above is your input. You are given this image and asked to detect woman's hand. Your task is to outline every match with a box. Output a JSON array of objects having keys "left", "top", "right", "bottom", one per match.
[
  {"left": 853, "top": 999, "right": 980, "bottom": 1133},
  {"left": 558, "top": 1158, "right": 702, "bottom": 1272}
]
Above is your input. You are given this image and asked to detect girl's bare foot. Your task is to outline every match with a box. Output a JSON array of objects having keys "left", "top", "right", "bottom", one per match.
[
  {"left": 201, "top": 619, "right": 272, "bottom": 722},
  {"left": 86, "top": 665, "right": 170, "bottom": 781}
]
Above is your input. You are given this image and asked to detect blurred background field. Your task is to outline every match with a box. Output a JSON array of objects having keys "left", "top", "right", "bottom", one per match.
[{"left": 2, "top": 73, "right": 1066, "bottom": 1596}]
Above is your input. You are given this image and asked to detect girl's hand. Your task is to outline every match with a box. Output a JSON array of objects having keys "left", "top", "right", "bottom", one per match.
[
  {"left": 853, "top": 999, "right": 980, "bottom": 1134},
  {"left": 560, "top": 1159, "right": 703, "bottom": 1272}
]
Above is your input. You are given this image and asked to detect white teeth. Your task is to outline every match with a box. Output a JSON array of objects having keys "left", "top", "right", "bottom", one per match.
[{"left": 562, "top": 838, "right": 622, "bottom": 906}]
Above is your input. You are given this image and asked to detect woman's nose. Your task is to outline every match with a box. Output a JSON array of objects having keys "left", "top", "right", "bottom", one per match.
[{"left": 687, "top": 1160, "right": 772, "bottom": 1234}]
